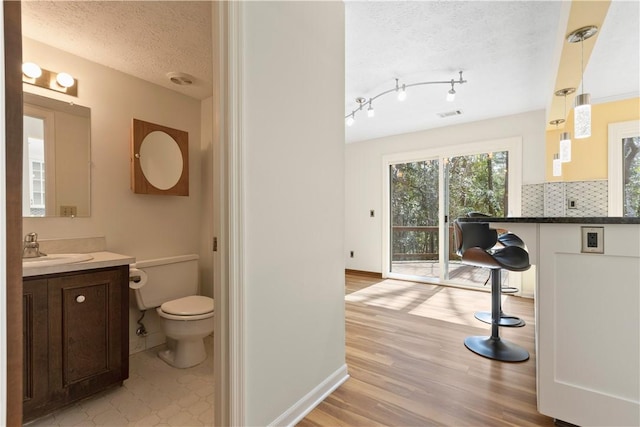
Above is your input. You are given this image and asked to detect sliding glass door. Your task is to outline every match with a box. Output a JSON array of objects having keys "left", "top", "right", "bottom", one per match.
[
  {"left": 389, "top": 159, "right": 440, "bottom": 281},
  {"left": 445, "top": 151, "right": 509, "bottom": 288},
  {"left": 385, "top": 138, "right": 520, "bottom": 289}
]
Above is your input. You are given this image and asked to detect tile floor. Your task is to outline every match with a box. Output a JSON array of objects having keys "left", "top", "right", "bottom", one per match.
[{"left": 25, "top": 336, "right": 214, "bottom": 427}]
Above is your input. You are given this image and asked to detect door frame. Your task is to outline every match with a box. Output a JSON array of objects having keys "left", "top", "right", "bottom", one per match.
[
  {"left": 2, "top": 1, "right": 25, "bottom": 425},
  {"left": 214, "top": 2, "right": 245, "bottom": 426},
  {"left": 381, "top": 136, "right": 522, "bottom": 284}
]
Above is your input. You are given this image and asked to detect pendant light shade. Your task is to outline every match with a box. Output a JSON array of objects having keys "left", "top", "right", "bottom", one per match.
[
  {"left": 567, "top": 26, "right": 598, "bottom": 140},
  {"left": 559, "top": 132, "right": 572, "bottom": 162},
  {"left": 554, "top": 88, "right": 575, "bottom": 162},
  {"left": 553, "top": 153, "right": 562, "bottom": 177},
  {"left": 574, "top": 93, "right": 591, "bottom": 139}
]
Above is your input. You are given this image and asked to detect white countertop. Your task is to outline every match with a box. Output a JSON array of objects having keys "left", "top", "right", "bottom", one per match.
[{"left": 23, "top": 251, "right": 135, "bottom": 277}]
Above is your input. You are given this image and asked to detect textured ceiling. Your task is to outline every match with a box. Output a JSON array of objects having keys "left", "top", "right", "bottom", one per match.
[
  {"left": 345, "top": 0, "right": 639, "bottom": 143},
  {"left": 20, "top": 1, "right": 639, "bottom": 143},
  {"left": 21, "top": 1, "right": 213, "bottom": 100}
]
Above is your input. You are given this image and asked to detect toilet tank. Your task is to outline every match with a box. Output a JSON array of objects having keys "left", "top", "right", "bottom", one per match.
[{"left": 131, "top": 254, "right": 199, "bottom": 310}]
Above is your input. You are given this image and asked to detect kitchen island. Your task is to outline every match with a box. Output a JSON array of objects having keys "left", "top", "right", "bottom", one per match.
[{"left": 458, "top": 217, "right": 640, "bottom": 427}]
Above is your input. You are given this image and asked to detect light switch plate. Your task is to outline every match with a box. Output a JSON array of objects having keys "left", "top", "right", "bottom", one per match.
[{"left": 581, "top": 226, "right": 604, "bottom": 254}]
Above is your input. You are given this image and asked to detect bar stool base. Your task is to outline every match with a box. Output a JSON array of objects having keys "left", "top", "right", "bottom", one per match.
[
  {"left": 475, "top": 311, "right": 525, "bottom": 327},
  {"left": 464, "top": 336, "right": 529, "bottom": 362}
]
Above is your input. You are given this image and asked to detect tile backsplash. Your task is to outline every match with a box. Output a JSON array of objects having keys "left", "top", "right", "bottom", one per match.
[{"left": 522, "top": 180, "right": 608, "bottom": 217}]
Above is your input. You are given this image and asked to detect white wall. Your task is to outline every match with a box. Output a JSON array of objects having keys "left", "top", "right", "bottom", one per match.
[
  {"left": 22, "top": 38, "right": 205, "bottom": 351},
  {"left": 199, "top": 96, "right": 214, "bottom": 299},
  {"left": 345, "top": 109, "right": 546, "bottom": 273},
  {"left": 241, "top": 2, "right": 346, "bottom": 425}
]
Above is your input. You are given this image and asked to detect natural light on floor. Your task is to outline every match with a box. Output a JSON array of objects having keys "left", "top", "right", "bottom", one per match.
[{"left": 345, "top": 279, "right": 515, "bottom": 327}]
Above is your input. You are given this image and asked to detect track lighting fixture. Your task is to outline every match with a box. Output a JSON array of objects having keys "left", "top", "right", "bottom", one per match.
[
  {"left": 346, "top": 113, "right": 355, "bottom": 127},
  {"left": 345, "top": 71, "right": 467, "bottom": 125},
  {"left": 22, "top": 61, "right": 78, "bottom": 96},
  {"left": 567, "top": 25, "right": 598, "bottom": 139},
  {"left": 367, "top": 100, "right": 375, "bottom": 118},
  {"left": 555, "top": 88, "right": 575, "bottom": 162},
  {"left": 447, "top": 80, "right": 456, "bottom": 102},
  {"left": 395, "top": 78, "right": 407, "bottom": 101}
]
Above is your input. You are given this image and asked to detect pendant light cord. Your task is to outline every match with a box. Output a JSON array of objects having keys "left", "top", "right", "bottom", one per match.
[{"left": 580, "top": 36, "right": 585, "bottom": 95}]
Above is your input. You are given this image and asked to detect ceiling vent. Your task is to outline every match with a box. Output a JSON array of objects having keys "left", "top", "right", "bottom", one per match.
[{"left": 437, "top": 110, "right": 463, "bottom": 118}]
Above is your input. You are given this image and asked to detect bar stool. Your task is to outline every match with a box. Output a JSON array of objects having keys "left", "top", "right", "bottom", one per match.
[
  {"left": 453, "top": 220, "right": 530, "bottom": 362},
  {"left": 466, "top": 212, "right": 525, "bottom": 327}
]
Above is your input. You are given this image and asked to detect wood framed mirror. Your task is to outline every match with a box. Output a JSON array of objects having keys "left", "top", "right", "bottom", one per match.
[{"left": 131, "top": 119, "right": 189, "bottom": 196}]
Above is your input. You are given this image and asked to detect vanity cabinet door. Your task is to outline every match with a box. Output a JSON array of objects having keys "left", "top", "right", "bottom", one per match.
[
  {"left": 47, "top": 267, "right": 129, "bottom": 405},
  {"left": 22, "top": 278, "right": 49, "bottom": 415}
]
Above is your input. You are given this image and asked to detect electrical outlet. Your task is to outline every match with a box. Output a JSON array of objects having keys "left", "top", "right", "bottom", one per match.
[
  {"left": 60, "top": 205, "right": 77, "bottom": 217},
  {"left": 350, "top": 251, "right": 354, "bottom": 258},
  {"left": 567, "top": 199, "right": 577, "bottom": 209},
  {"left": 581, "top": 226, "right": 604, "bottom": 253},
  {"left": 370, "top": 210, "right": 375, "bottom": 217}
]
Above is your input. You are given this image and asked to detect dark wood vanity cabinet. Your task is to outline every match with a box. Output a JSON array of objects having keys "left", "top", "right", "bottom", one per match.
[{"left": 23, "top": 266, "right": 129, "bottom": 422}]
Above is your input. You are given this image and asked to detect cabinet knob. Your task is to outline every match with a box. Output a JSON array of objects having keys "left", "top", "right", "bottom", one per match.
[{"left": 76, "top": 295, "right": 86, "bottom": 303}]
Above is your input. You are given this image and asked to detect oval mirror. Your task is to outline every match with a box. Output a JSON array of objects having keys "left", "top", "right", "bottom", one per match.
[
  {"left": 131, "top": 119, "right": 189, "bottom": 196},
  {"left": 139, "top": 131, "right": 183, "bottom": 190}
]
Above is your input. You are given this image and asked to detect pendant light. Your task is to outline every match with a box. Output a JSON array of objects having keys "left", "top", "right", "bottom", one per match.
[
  {"left": 567, "top": 26, "right": 598, "bottom": 139},
  {"left": 552, "top": 153, "right": 562, "bottom": 177},
  {"left": 555, "top": 88, "right": 575, "bottom": 162},
  {"left": 549, "top": 119, "right": 571, "bottom": 171}
]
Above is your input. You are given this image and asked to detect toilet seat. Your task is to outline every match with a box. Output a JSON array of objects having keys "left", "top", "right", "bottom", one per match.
[{"left": 158, "top": 295, "right": 214, "bottom": 321}]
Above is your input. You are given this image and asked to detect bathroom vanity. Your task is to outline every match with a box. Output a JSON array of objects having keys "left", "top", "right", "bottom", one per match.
[{"left": 22, "top": 251, "right": 134, "bottom": 422}]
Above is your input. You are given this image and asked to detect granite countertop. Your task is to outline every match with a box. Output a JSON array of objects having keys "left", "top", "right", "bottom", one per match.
[
  {"left": 23, "top": 251, "right": 135, "bottom": 277},
  {"left": 457, "top": 217, "right": 640, "bottom": 224}
]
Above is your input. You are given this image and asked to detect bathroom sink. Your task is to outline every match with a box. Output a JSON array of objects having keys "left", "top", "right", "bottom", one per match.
[{"left": 23, "top": 253, "right": 94, "bottom": 269}]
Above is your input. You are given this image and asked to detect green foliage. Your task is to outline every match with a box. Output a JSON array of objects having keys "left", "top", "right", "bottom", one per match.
[
  {"left": 390, "top": 152, "right": 508, "bottom": 261},
  {"left": 623, "top": 137, "right": 640, "bottom": 217},
  {"left": 447, "top": 151, "right": 508, "bottom": 220}
]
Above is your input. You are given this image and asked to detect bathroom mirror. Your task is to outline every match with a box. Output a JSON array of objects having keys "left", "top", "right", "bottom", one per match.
[
  {"left": 23, "top": 92, "right": 91, "bottom": 217},
  {"left": 131, "top": 119, "right": 189, "bottom": 196}
]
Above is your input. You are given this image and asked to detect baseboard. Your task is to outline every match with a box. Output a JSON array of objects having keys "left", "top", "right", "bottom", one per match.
[
  {"left": 268, "top": 364, "right": 349, "bottom": 427},
  {"left": 345, "top": 269, "right": 383, "bottom": 278}
]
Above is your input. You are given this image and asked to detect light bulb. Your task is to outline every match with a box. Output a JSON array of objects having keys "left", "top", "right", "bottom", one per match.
[
  {"left": 446, "top": 88, "right": 456, "bottom": 102},
  {"left": 367, "top": 103, "right": 375, "bottom": 118},
  {"left": 22, "top": 62, "right": 42, "bottom": 79},
  {"left": 346, "top": 115, "right": 354, "bottom": 127},
  {"left": 574, "top": 94, "right": 591, "bottom": 139},
  {"left": 397, "top": 86, "right": 406, "bottom": 101},
  {"left": 56, "top": 72, "right": 75, "bottom": 88},
  {"left": 559, "top": 132, "right": 571, "bottom": 162}
]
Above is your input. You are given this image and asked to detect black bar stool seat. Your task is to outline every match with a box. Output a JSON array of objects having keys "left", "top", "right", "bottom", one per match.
[{"left": 454, "top": 221, "right": 531, "bottom": 362}]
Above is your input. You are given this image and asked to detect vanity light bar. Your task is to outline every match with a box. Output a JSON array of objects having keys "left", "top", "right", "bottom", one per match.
[{"left": 22, "top": 62, "right": 78, "bottom": 97}]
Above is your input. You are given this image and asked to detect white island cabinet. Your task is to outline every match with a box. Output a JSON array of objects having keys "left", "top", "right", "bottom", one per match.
[
  {"left": 537, "top": 223, "right": 639, "bottom": 427},
  {"left": 459, "top": 218, "right": 640, "bottom": 427}
]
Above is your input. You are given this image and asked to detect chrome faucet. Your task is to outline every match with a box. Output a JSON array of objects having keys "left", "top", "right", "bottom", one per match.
[{"left": 23, "top": 232, "right": 46, "bottom": 258}]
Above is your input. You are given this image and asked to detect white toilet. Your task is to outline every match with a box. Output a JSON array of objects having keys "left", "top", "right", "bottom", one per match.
[{"left": 129, "top": 254, "right": 214, "bottom": 368}]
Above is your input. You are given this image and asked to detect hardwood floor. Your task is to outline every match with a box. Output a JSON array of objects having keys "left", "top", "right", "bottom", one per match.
[{"left": 298, "top": 273, "right": 554, "bottom": 427}]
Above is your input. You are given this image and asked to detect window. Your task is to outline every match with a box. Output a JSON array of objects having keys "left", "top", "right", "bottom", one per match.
[
  {"left": 608, "top": 120, "right": 640, "bottom": 216},
  {"left": 623, "top": 137, "right": 640, "bottom": 216}
]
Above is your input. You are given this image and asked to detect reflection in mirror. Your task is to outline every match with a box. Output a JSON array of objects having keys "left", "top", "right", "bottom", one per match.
[{"left": 23, "top": 92, "right": 91, "bottom": 217}]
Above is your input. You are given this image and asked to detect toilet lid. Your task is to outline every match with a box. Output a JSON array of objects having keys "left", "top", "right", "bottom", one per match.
[{"left": 161, "top": 296, "right": 214, "bottom": 316}]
